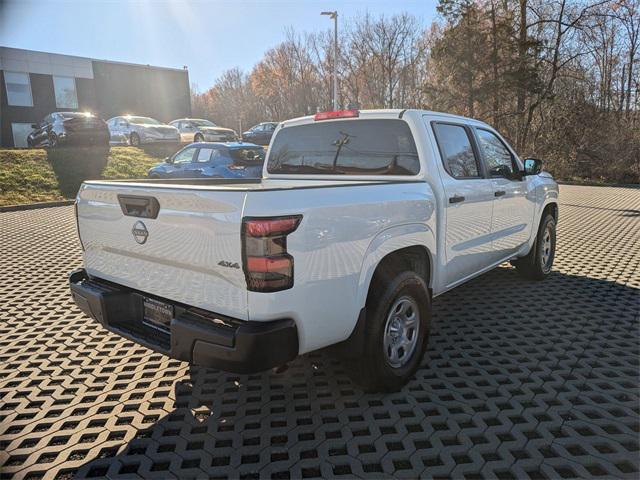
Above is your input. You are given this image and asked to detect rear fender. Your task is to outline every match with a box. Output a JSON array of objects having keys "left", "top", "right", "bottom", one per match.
[{"left": 356, "top": 224, "right": 435, "bottom": 311}]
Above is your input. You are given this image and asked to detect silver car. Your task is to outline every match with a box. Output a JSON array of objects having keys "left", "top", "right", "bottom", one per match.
[
  {"left": 107, "top": 116, "right": 180, "bottom": 146},
  {"left": 170, "top": 118, "right": 238, "bottom": 143}
]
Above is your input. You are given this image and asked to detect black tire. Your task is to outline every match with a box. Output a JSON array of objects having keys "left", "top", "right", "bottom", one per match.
[
  {"left": 194, "top": 133, "right": 204, "bottom": 142},
  {"left": 512, "top": 214, "right": 556, "bottom": 280},
  {"left": 349, "top": 271, "right": 431, "bottom": 392},
  {"left": 130, "top": 132, "right": 140, "bottom": 147},
  {"left": 48, "top": 133, "right": 58, "bottom": 148}
]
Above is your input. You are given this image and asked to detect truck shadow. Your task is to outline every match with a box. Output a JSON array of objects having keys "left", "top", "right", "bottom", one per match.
[
  {"left": 47, "top": 145, "right": 111, "bottom": 198},
  {"left": 77, "top": 266, "right": 639, "bottom": 478}
]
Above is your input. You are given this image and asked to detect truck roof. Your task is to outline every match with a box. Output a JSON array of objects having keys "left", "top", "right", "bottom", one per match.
[{"left": 281, "top": 109, "right": 489, "bottom": 128}]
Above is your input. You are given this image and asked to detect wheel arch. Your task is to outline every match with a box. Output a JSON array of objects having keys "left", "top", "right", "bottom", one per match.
[
  {"left": 519, "top": 198, "right": 559, "bottom": 259},
  {"left": 542, "top": 201, "right": 558, "bottom": 223},
  {"left": 367, "top": 245, "right": 432, "bottom": 302},
  {"left": 356, "top": 225, "right": 435, "bottom": 309},
  {"left": 335, "top": 231, "right": 434, "bottom": 359}
]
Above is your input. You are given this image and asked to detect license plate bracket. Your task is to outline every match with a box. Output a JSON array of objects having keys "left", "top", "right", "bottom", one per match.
[{"left": 142, "top": 297, "right": 173, "bottom": 333}]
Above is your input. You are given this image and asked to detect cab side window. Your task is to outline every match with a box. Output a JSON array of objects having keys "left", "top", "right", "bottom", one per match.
[
  {"left": 432, "top": 123, "right": 481, "bottom": 179},
  {"left": 173, "top": 147, "right": 196, "bottom": 164},
  {"left": 476, "top": 129, "right": 516, "bottom": 177}
]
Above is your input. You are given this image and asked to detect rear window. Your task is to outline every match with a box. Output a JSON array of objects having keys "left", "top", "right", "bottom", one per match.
[
  {"left": 267, "top": 119, "right": 420, "bottom": 175},
  {"left": 229, "top": 147, "right": 265, "bottom": 165}
]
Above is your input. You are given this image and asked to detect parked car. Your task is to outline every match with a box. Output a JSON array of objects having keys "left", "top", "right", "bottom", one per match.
[
  {"left": 27, "top": 112, "right": 109, "bottom": 148},
  {"left": 70, "top": 109, "right": 558, "bottom": 392},
  {"left": 107, "top": 116, "right": 179, "bottom": 146},
  {"left": 148, "top": 142, "right": 264, "bottom": 179},
  {"left": 169, "top": 118, "right": 238, "bottom": 143},
  {"left": 241, "top": 122, "right": 278, "bottom": 145}
]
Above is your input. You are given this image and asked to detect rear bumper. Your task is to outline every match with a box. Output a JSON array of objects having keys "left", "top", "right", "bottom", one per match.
[{"left": 69, "top": 269, "right": 298, "bottom": 373}]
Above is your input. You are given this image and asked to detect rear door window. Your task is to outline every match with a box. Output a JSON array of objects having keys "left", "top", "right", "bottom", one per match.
[
  {"left": 230, "top": 147, "right": 265, "bottom": 165},
  {"left": 196, "top": 148, "right": 214, "bottom": 162},
  {"left": 432, "top": 123, "right": 481, "bottom": 179},
  {"left": 268, "top": 119, "right": 419, "bottom": 175}
]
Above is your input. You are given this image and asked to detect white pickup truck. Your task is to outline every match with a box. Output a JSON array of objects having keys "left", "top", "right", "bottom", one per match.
[{"left": 70, "top": 109, "right": 558, "bottom": 391}]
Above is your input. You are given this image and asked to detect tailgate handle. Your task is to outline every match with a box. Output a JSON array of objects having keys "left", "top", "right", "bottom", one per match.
[{"left": 118, "top": 195, "right": 160, "bottom": 219}]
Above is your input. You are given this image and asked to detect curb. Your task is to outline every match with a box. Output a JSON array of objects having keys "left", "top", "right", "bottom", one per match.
[
  {"left": 0, "top": 200, "right": 74, "bottom": 213},
  {"left": 558, "top": 181, "right": 639, "bottom": 189}
]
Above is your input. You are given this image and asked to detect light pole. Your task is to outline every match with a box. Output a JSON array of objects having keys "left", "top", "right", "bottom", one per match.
[{"left": 321, "top": 11, "right": 338, "bottom": 110}]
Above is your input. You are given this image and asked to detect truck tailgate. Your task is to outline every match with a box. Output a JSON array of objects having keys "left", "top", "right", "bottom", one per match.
[{"left": 76, "top": 182, "right": 248, "bottom": 320}]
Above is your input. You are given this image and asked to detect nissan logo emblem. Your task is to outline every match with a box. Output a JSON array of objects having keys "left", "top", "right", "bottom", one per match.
[{"left": 132, "top": 221, "right": 149, "bottom": 244}]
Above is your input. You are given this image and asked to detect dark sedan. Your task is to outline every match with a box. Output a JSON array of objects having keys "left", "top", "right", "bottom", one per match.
[
  {"left": 241, "top": 122, "right": 278, "bottom": 145},
  {"left": 28, "top": 112, "right": 110, "bottom": 148}
]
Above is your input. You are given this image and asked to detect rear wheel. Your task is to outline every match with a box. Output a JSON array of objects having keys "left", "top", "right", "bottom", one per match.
[
  {"left": 129, "top": 133, "right": 140, "bottom": 147},
  {"left": 194, "top": 133, "right": 204, "bottom": 142},
  {"left": 349, "top": 271, "right": 431, "bottom": 392},
  {"left": 512, "top": 213, "right": 556, "bottom": 280}
]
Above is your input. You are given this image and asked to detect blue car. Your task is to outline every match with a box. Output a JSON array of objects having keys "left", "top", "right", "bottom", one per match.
[{"left": 148, "top": 142, "right": 265, "bottom": 179}]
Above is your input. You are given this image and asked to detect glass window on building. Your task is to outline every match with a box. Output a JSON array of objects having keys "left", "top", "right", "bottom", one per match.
[
  {"left": 11, "top": 123, "right": 34, "bottom": 148},
  {"left": 53, "top": 76, "right": 78, "bottom": 109},
  {"left": 4, "top": 72, "right": 33, "bottom": 107}
]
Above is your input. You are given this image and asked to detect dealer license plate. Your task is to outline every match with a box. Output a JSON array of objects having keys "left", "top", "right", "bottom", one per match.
[{"left": 143, "top": 297, "right": 173, "bottom": 332}]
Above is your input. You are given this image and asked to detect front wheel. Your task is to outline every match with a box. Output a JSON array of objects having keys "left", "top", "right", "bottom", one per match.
[
  {"left": 129, "top": 132, "right": 140, "bottom": 146},
  {"left": 48, "top": 133, "right": 58, "bottom": 148},
  {"left": 512, "top": 214, "right": 556, "bottom": 280},
  {"left": 349, "top": 271, "right": 431, "bottom": 392}
]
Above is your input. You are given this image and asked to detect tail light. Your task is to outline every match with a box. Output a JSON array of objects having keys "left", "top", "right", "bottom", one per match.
[
  {"left": 242, "top": 215, "right": 301, "bottom": 292},
  {"left": 314, "top": 109, "right": 359, "bottom": 121}
]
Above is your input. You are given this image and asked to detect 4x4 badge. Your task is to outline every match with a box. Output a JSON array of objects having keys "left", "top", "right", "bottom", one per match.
[
  {"left": 132, "top": 221, "right": 148, "bottom": 244},
  {"left": 218, "top": 260, "right": 240, "bottom": 269}
]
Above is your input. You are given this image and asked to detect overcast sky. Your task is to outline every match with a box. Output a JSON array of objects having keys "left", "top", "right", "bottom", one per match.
[{"left": 1, "top": 0, "right": 438, "bottom": 90}]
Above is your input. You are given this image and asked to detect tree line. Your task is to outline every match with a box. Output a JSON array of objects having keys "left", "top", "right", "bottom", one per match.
[{"left": 192, "top": 0, "right": 639, "bottom": 184}]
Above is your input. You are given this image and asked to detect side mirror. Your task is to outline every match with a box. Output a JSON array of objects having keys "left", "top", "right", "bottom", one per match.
[
  {"left": 31, "top": 123, "right": 38, "bottom": 129},
  {"left": 164, "top": 156, "right": 172, "bottom": 164},
  {"left": 523, "top": 158, "right": 543, "bottom": 176}
]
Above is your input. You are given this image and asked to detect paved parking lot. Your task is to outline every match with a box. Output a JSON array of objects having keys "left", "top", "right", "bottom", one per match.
[{"left": 1, "top": 184, "right": 638, "bottom": 479}]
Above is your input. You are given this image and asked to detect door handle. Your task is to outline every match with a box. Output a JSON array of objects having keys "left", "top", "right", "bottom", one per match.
[
  {"left": 494, "top": 190, "right": 506, "bottom": 197},
  {"left": 449, "top": 195, "right": 465, "bottom": 204}
]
